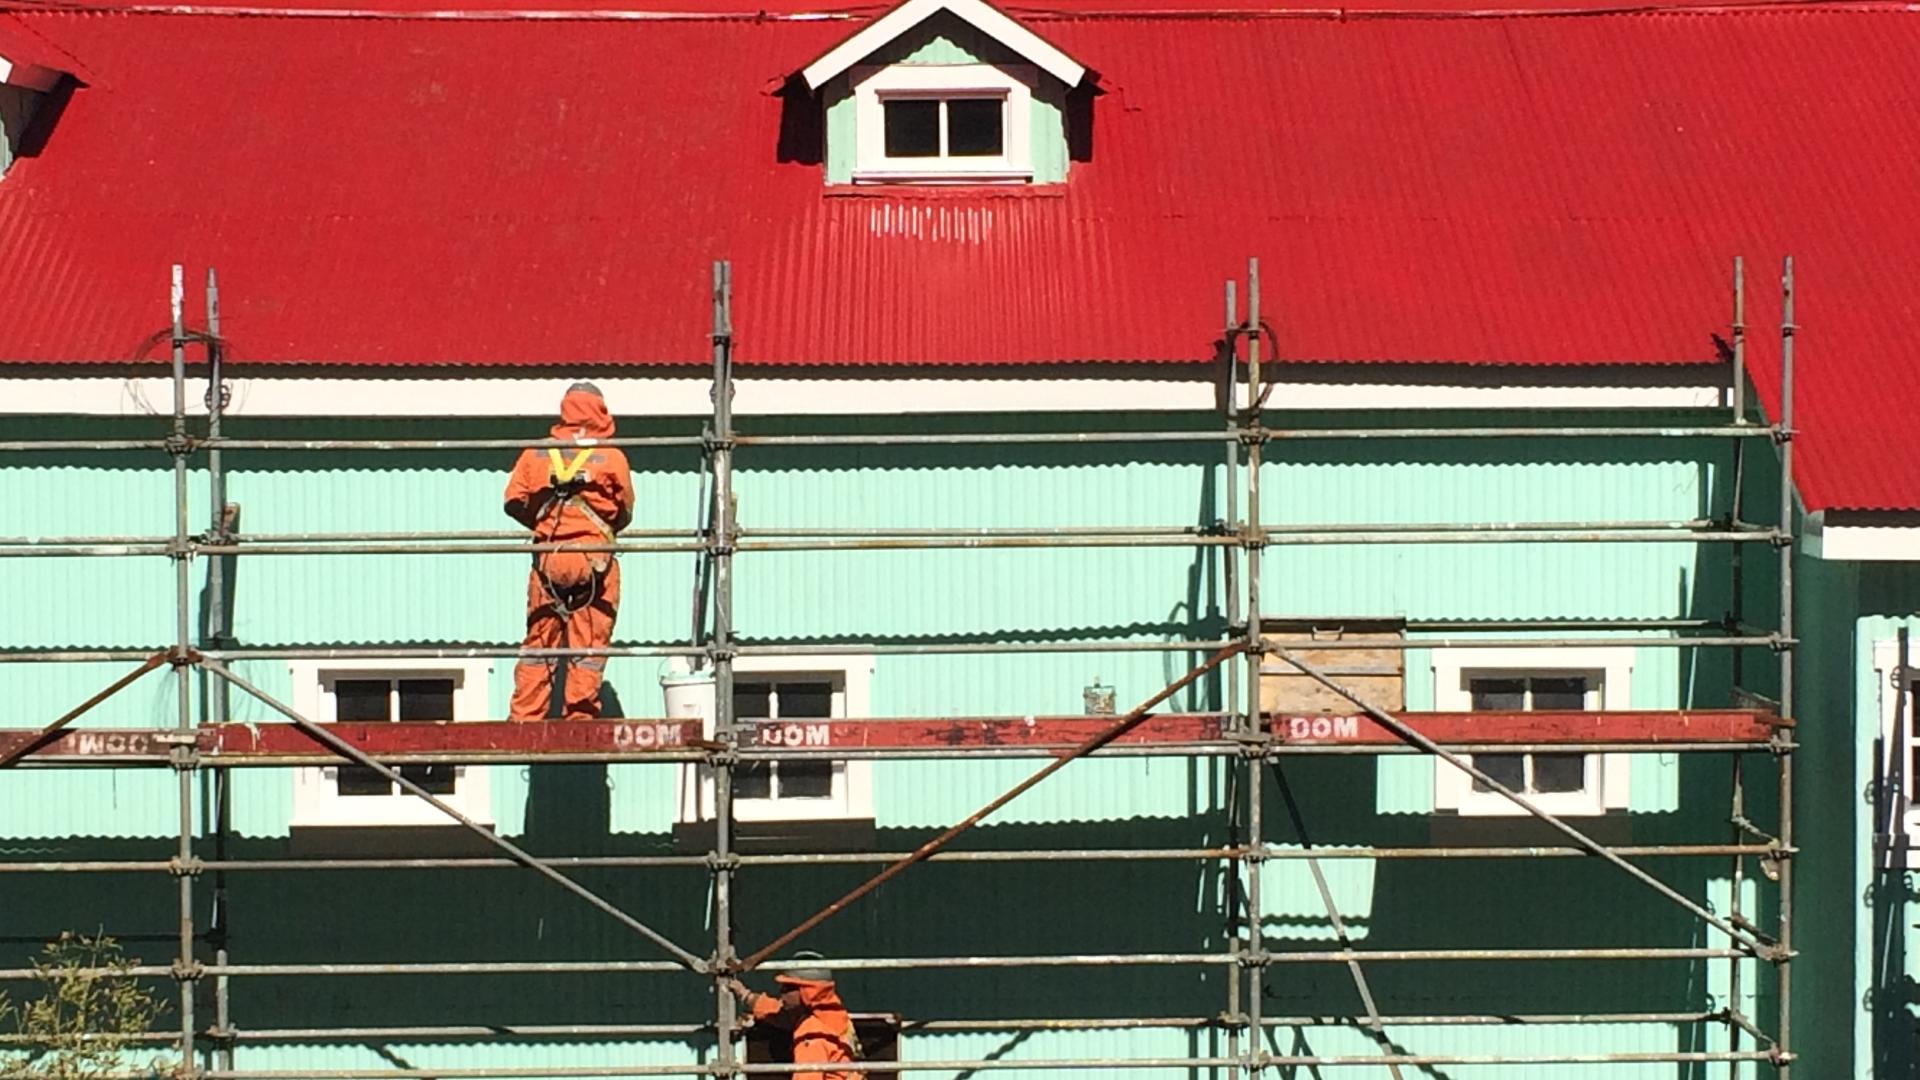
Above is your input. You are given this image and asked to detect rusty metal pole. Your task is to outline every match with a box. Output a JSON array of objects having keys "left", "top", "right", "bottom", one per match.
[
  {"left": 738, "top": 643, "right": 1244, "bottom": 971},
  {"left": 199, "top": 659, "right": 709, "bottom": 972},
  {"left": 710, "top": 260, "right": 741, "bottom": 1079},
  {"left": 1241, "top": 258, "right": 1267, "bottom": 1078},
  {"left": 204, "top": 267, "right": 236, "bottom": 1078},
  {"left": 1774, "top": 256, "right": 1797, "bottom": 1077},
  {"left": 1221, "top": 278, "right": 1243, "bottom": 1072},
  {"left": 168, "top": 265, "right": 202, "bottom": 1075}
]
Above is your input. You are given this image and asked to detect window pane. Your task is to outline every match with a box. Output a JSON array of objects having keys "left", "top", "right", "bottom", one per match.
[
  {"left": 737, "top": 761, "right": 773, "bottom": 800},
  {"left": 735, "top": 684, "right": 773, "bottom": 721},
  {"left": 779, "top": 760, "right": 834, "bottom": 798},
  {"left": 1531, "top": 677, "right": 1588, "bottom": 711},
  {"left": 1473, "top": 753, "right": 1525, "bottom": 793},
  {"left": 883, "top": 99, "right": 940, "bottom": 158},
  {"left": 399, "top": 679, "right": 455, "bottom": 722},
  {"left": 400, "top": 764, "right": 458, "bottom": 795},
  {"left": 946, "top": 98, "right": 1003, "bottom": 157},
  {"left": 1533, "top": 754, "right": 1587, "bottom": 793},
  {"left": 1468, "top": 678, "right": 1524, "bottom": 712},
  {"left": 334, "top": 680, "right": 390, "bottom": 723},
  {"left": 778, "top": 683, "right": 834, "bottom": 719},
  {"left": 333, "top": 680, "right": 392, "bottom": 795}
]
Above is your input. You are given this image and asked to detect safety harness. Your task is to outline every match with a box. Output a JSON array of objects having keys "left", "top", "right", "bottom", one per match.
[{"left": 532, "top": 447, "right": 617, "bottom": 617}]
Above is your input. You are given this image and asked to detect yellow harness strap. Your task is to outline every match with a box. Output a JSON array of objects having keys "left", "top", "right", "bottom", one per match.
[{"left": 548, "top": 448, "right": 594, "bottom": 484}]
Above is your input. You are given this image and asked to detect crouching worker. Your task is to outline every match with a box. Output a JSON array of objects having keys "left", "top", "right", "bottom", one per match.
[
  {"left": 504, "top": 382, "right": 634, "bottom": 721},
  {"left": 727, "top": 951, "right": 863, "bottom": 1080}
]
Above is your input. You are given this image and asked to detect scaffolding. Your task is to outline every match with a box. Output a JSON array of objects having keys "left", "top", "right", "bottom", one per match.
[{"left": 0, "top": 257, "right": 1799, "bottom": 1077}]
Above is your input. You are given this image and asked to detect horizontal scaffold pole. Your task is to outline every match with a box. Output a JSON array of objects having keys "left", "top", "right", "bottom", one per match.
[
  {"left": 197, "top": 659, "right": 710, "bottom": 975},
  {"left": 737, "top": 642, "right": 1246, "bottom": 971},
  {"left": 1269, "top": 647, "right": 1777, "bottom": 959}
]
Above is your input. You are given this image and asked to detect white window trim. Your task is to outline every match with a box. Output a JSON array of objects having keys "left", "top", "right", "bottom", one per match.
[
  {"left": 852, "top": 63, "right": 1034, "bottom": 184},
  {"left": 288, "top": 658, "right": 495, "bottom": 829},
  {"left": 1430, "top": 647, "right": 1633, "bottom": 817},
  {"left": 676, "top": 654, "right": 876, "bottom": 825},
  {"left": 1874, "top": 639, "right": 1920, "bottom": 851},
  {"left": 800, "top": 0, "right": 1085, "bottom": 91}
]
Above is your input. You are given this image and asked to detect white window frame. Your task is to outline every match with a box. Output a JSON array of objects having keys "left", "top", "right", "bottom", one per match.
[
  {"left": 1874, "top": 639, "right": 1920, "bottom": 850},
  {"left": 289, "top": 658, "right": 495, "bottom": 828},
  {"left": 1431, "top": 647, "right": 1633, "bottom": 817},
  {"left": 852, "top": 63, "right": 1035, "bottom": 184},
  {"left": 676, "top": 654, "right": 875, "bottom": 825}
]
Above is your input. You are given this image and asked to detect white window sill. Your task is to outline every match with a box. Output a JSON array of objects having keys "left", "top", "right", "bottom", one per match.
[{"left": 852, "top": 169, "right": 1034, "bottom": 185}]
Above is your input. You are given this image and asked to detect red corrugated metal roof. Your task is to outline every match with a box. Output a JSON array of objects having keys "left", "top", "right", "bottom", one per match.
[{"left": 0, "top": 5, "right": 1915, "bottom": 510}]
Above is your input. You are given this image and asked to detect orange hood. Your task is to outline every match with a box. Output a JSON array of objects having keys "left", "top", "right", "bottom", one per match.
[
  {"left": 551, "top": 388, "right": 615, "bottom": 441},
  {"left": 772, "top": 976, "right": 841, "bottom": 1007}
]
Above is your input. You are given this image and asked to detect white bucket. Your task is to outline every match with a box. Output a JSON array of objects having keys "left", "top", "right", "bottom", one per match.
[{"left": 661, "top": 672, "right": 717, "bottom": 738}]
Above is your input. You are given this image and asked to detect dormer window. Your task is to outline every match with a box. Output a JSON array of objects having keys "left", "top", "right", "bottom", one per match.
[
  {"left": 799, "top": 0, "right": 1087, "bottom": 187},
  {"left": 853, "top": 63, "right": 1035, "bottom": 182}
]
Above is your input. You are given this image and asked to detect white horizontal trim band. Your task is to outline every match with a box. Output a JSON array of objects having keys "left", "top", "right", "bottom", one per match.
[{"left": 1, "top": 376, "right": 1726, "bottom": 417}]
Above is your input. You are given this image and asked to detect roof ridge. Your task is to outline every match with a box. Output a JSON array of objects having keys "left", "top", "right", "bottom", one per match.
[{"left": 0, "top": 0, "right": 1904, "bottom": 19}]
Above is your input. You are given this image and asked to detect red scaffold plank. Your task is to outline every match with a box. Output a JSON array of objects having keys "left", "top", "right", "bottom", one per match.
[
  {"left": 1267, "top": 709, "right": 1779, "bottom": 746},
  {"left": 0, "top": 710, "right": 1778, "bottom": 765}
]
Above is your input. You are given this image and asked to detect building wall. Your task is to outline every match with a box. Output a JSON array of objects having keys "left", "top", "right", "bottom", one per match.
[{"left": 0, "top": 409, "right": 1779, "bottom": 1078}]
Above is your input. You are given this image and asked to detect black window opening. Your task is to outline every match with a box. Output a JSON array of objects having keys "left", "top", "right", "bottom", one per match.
[
  {"left": 735, "top": 679, "right": 836, "bottom": 800},
  {"left": 745, "top": 1014, "right": 899, "bottom": 1079},
  {"left": 1467, "top": 675, "right": 1590, "bottom": 796},
  {"left": 882, "top": 96, "right": 1005, "bottom": 160},
  {"left": 333, "top": 677, "right": 457, "bottom": 796}
]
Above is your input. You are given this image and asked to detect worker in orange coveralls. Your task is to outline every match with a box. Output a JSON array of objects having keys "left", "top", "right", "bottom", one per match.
[
  {"left": 504, "top": 382, "right": 634, "bottom": 721},
  {"left": 727, "top": 952, "right": 864, "bottom": 1080}
]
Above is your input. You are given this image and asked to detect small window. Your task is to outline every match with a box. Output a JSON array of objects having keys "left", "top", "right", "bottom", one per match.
[
  {"left": 735, "top": 679, "right": 836, "bottom": 801},
  {"left": 745, "top": 1013, "right": 899, "bottom": 1079},
  {"left": 852, "top": 63, "right": 1035, "bottom": 183},
  {"left": 1874, "top": 640, "right": 1920, "bottom": 856},
  {"left": 879, "top": 96, "right": 1005, "bottom": 159},
  {"left": 1467, "top": 676, "right": 1591, "bottom": 798},
  {"left": 1431, "top": 648, "right": 1632, "bottom": 817},
  {"left": 676, "top": 655, "right": 875, "bottom": 830},
  {"left": 289, "top": 660, "right": 494, "bottom": 829}
]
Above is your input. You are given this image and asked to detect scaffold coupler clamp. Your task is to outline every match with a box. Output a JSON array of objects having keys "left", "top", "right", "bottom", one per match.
[
  {"left": 171, "top": 957, "right": 205, "bottom": 983},
  {"left": 168, "top": 853, "right": 205, "bottom": 878},
  {"left": 700, "top": 423, "right": 734, "bottom": 456},
  {"left": 163, "top": 432, "right": 195, "bottom": 458},
  {"left": 704, "top": 850, "right": 741, "bottom": 873}
]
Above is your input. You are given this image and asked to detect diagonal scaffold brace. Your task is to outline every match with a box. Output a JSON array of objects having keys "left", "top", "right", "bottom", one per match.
[
  {"left": 737, "top": 641, "right": 1247, "bottom": 972},
  {"left": 1268, "top": 758, "right": 1405, "bottom": 1080},
  {"left": 198, "top": 658, "right": 710, "bottom": 974},
  {"left": 0, "top": 649, "right": 173, "bottom": 769},
  {"left": 1268, "top": 647, "right": 1776, "bottom": 959}
]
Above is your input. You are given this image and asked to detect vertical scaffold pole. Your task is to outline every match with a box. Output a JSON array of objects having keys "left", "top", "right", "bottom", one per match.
[
  {"left": 1774, "top": 256, "right": 1796, "bottom": 1077},
  {"left": 167, "top": 264, "right": 199, "bottom": 1070},
  {"left": 1728, "top": 257, "right": 1748, "bottom": 1072},
  {"left": 1242, "top": 258, "right": 1266, "bottom": 1077},
  {"left": 710, "top": 260, "right": 740, "bottom": 1079},
  {"left": 1224, "top": 280, "right": 1242, "bottom": 728},
  {"left": 1221, "top": 278, "right": 1242, "bottom": 1072},
  {"left": 204, "top": 268, "right": 234, "bottom": 1076}
]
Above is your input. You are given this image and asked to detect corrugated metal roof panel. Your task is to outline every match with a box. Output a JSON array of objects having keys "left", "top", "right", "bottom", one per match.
[{"left": 0, "top": 8, "right": 1914, "bottom": 509}]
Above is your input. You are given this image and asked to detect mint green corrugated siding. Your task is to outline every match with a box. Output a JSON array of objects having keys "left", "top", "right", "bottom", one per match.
[{"left": 4, "top": 416, "right": 1739, "bottom": 841}]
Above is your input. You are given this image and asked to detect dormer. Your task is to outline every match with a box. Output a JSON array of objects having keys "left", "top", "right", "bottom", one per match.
[
  {"left": 0, "top": 23, "right": 72, "bottom": 177},
  {"left": 798, "top": 0, "right": 1088, "bottom": 185}
]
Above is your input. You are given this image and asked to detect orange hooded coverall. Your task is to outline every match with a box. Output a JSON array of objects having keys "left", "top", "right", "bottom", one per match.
[
  {"left": 746, "top": 976, "right": 861, "bottom": 1080},
  {"left": 504, "top": 384, "right": 634, "bottom": 721}
]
